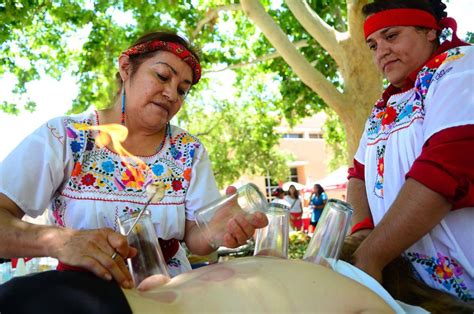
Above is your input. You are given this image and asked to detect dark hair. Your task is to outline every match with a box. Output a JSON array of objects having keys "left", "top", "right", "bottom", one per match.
[
  {"left": 362, "top": 0, "right": 447, "bottom": 22},
  {"left": 314, "top": 184, "right": 325, "bottom": 195},
  {"left": 288, "top": 185, "right": 300, "bottom": 198},
  {"left": 115, "top": 31, "right": 200, "bottom": 93}
]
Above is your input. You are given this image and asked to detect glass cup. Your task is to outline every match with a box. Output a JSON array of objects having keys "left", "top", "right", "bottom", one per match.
[
  {"left": 194, "top": 183, "right": 269, "bottom": 249},
  {"left": 118, "top": 210, "right": 170, "bottom": 286},
  {"left": 303, "top": 199, "right": 353, "bottom": 268},
  {"left": 253, "top": 205, "right": 289, "bottom": 259}
]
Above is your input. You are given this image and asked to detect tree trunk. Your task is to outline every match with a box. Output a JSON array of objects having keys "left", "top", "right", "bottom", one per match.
[{"left": 241, "top": 0, "right": 383, "bottom": 161}]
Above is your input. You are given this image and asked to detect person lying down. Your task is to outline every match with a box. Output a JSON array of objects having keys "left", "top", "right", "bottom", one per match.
[
  {"left": 125, "top": 257, "right": 394, "bottom": 313},
  {"left": 0, "top": 256, "right": 396, "bottom": 313}
]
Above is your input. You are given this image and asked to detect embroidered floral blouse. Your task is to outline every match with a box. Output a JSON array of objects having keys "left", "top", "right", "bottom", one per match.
[
  {"left": 0, "top": 111, "right": 220, "bottom": 276},
  {"left": 354, "top": 46, "right": 474, "bottom": 301}
]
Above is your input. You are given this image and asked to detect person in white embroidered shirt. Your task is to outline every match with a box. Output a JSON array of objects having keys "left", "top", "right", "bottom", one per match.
[
  {"left": 0, "top": 30, "right": 267, "bottom": 290},
  {"left": 345, "top": 0, "right": 474, "bottom": 306}
]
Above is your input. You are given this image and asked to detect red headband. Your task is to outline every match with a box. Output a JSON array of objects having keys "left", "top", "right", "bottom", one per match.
[
  {"left": 364, "top": 8, "right": 441, "bottom": 39},
  {"left": 123, "top": 40, "right": 201, "bottom": 84}
]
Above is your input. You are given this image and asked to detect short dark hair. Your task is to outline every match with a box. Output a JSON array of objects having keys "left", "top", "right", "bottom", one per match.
[
  {"left": 314, "top": 184, "right": 325, "bottom": 195},
  {"left": 362, "top": 0, "right": 447, "bottom": 22}
]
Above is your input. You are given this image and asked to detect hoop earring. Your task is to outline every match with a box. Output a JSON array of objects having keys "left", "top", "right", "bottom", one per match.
[{"left": 120, "top": 84, "right": 126, "bottom": 126}]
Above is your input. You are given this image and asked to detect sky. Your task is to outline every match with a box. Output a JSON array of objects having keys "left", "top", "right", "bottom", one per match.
[{"left": 0, "top": 0, "right": 473, "bottom": 161}]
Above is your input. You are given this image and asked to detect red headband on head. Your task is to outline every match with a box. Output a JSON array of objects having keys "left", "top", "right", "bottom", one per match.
[
  {"left": 123, "top": 40, "right": 201, "bottom": 84},
  {"left": 364, "top": 8, "right": 441, "bottom": 39}
]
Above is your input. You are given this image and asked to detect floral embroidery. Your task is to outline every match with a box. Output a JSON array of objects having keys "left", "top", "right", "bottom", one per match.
[
  {"left": 121, "top": 166, "right": 145, "bottom": 189},
  {"left": 52, "top": 198, "right": 66, "bottom": 227},
  {"left": 152, "top": 164, "right": 165, "bottom": 176},
  {"left": 373, "top": 145, "right": 385, "bottom": 198},
  {"left": 172, "top": 180, "right": 182, "bottom": 191},
  {"left": 167, "top": 257, "right": 181, "bottom": 268},
  {"left": 407, "top": 252, "right": 473, "bottom": 301},
  {"left": 381, "top": 106, "right": 397, "bottom": 126},
  {"left": 54, "top": 116, "right": 200, "bottom": 200},
  {"left": 71, "top": 162, "right": 82, "bottom": 177},
  {"left": 81, "top": 173, "right": 96, "bottom": 186},
  {"left": 101, "top": 160, "right": 115, "bottom": 173},
  {"left": 47, "top": 124, "right": 64, "bottom": 144},
  {"left": 365, "top": 49, "right": 468, "bottom": 199}
]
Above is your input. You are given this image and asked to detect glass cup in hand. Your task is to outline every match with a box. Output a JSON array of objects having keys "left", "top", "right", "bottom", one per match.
[
  {"left": 303, "top": 199, "right": 353, "bottom": 268},
  {"left": 194, "top": 183, "right": 269, "bottom": 249},
  {"left": 118, "top": 210, "right": 170, "bottom": 287},
  {"left": 253, "top": 205, "right": 289, "bottom": 259}
]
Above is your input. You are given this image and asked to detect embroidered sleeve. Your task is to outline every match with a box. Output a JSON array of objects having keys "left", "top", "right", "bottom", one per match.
[
  {"left": 0, "top": 117, "right": 74, "bottom": 217},
  {"left": 406, "top": 125, "right": 474, "bottom": 210},
  {"left": 422, "top": 46, "right": 474, "bottom": 143}
]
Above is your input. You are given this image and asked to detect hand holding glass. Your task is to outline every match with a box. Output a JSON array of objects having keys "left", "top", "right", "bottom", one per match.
[{"left": 194, "top": 183, "right": 269, "bottom": 249}]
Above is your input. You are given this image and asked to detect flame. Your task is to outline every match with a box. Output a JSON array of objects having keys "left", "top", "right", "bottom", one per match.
[{"left": 88, "top": 124, "right": 154, "bottom": 189}]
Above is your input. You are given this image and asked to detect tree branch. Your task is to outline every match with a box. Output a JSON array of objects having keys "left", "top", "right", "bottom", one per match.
[
  {"left": 346, "top": 0, "right": 370, "bottom": 45},
  {"left": 191, "top": 4, "right": 242, "bottom": 40},
  {"left": 285, "top": 0, "right": 345, "bottom": 65},
  {"left": 207, "top": 40, "right": 310, "bottom": 73},
  {"left": 240, "top": 0, "right": 346, "bottom": 109},
  {"left": 194, "top": 121, "right": 222, "bottom": 137}
]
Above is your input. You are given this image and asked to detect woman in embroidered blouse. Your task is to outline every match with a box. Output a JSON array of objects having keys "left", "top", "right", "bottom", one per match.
[
  {"left": 346, "top": 0, "right": 473, "bottom": 303},
  {"left": 0, "top": 31, "right": 267, "bottom": 289}
]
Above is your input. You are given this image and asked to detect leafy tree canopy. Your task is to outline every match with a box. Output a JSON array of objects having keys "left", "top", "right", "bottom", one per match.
[
  {"left": 1, "top": 0, "right": 351, "bottom": 187},
  {"left": 11, "top": 1, "right": 473, "bottom": 186}
]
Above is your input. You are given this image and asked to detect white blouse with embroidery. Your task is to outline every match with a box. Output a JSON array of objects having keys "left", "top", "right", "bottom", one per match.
[
  {"left": 0, "top": 111, "right": 220, "bottom": 276},
  {"left": 354, "top": 46, "right": 474, "bottom": 301}
]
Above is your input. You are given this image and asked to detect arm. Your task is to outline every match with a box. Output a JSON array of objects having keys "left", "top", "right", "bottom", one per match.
[
  {"left": 0, "top": 119, "right": 135, "bottom": 288},
  {"left": 346, "top": 178, "right": 373, "bottom": 238},
  {"left": 184, "top": 186, "right": 268, "bottom": 256},
  {"left": 0, "top": 193, "right": 135, "bottom": 288},
  {"left": 0, "top": 193, "right": 58, "bottom": 258},
  {"left": 353, "top": 178, "right": 451, "bottom": 282}
]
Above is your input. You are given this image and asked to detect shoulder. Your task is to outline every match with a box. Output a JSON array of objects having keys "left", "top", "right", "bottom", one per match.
[
  {"left": 34, "top": 112, "right": 95, "bottom": 143},
  {"left": 169, "top": 124, "right": 203, "bottom": 147},
  {"left": 45, "top": 111, "right": 96, "bottom": 132},
  {"left": 427, "top": 46, "right": 473, "bottom": 84}
]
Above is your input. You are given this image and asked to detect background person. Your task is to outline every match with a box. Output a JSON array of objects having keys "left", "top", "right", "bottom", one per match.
[
  {"left": 0, "top": 30, "right": 267, "bottom": 290},
  {"left": 347, "top": 0, "right": 473, "bottom": 303},
  {"left": 285, "top": 185, "right": 303, "bottom": 230},
  {"left": 270, "top": 187, "right": 291, "bottom": 210},
  {"left": 309, "top": 184, "right": 327, "bottom": 233}
]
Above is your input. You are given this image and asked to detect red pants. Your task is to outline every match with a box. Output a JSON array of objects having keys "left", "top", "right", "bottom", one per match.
[{"left": 290, "top": 212, "right": 303, "bottom": 230}]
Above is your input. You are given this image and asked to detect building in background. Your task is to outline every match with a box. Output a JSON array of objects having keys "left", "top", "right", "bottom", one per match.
[{"left": 233, "top": 112, "right": 347, "bottom": 205}]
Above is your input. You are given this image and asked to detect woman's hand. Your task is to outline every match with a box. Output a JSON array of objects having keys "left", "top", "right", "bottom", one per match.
[
  {"left": 222, "top": 210, "right": 268, "bottom": 248},
  {"left": 184, "top": 186, "right": 269, "bottom": 255},
  {"left": 51, "top": 227, "right": 137, "bottom": 289},
  {"left": 220, "top": 186, "right": 268, "bottom": 248}
]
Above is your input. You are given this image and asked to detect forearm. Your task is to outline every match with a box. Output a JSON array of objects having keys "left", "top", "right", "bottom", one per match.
[
  {"left": 0, "top": 207, "right": 64, "bottom": 258},
  {"left": 184, "top": 219, "right": 215, "bottom": 256},
  {"left": 346, "top": 178, "right": 372, "bottom": 228},
  {"left": 354, "top": 178, "right": 451, "bottom": 273}
]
